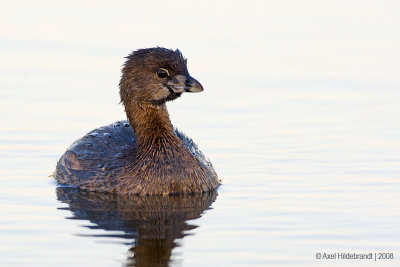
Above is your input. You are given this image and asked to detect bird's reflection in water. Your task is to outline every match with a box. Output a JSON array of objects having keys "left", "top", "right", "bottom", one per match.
[{"left": 56, "top": 187, "right": 217, "bottom": 266}]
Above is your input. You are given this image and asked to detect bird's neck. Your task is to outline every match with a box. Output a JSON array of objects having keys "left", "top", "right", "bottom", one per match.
[{"left": 125, "top": 102, "right": 181, "bottom": 150}]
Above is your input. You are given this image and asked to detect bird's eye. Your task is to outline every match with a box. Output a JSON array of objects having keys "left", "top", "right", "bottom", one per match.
[{"left": 156, "top": 68, "right": 169, "bottom": 79}]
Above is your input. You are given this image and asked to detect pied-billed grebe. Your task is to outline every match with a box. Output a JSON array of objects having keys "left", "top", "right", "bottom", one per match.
[{"left": 56, "top": 47, "right": 219, "bottom": 196}]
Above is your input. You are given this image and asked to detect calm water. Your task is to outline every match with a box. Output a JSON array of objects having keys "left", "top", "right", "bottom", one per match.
[{"left": 1, "top": 1, "right": 400, "bottom": 266}]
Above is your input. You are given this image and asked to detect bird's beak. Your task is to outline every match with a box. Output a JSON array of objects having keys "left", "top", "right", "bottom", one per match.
[{"left": 167, "top": 75, "right": 204, "bottom": 93}]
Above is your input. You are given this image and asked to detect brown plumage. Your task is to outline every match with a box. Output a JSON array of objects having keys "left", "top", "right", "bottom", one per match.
[{"left": 56, "top": 47, "right": 220, "bottom": 196}]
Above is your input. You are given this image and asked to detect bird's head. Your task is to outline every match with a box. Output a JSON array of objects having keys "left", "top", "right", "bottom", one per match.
[{"left": 119, "top": 47, "right": 203, "bottom": 106}]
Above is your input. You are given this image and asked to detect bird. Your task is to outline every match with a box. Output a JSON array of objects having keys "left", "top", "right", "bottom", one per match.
[{"left": 56, "top": 47, "right": 220, "bottom": 196}]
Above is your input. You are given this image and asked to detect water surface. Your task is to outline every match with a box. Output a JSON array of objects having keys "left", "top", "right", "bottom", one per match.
[{"left": 1, "top": 1, "right": 400, "bottom": 266}]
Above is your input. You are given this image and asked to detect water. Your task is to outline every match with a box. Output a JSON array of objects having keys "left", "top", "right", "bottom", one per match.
[{"left": 1, "top": 1, "right": 400, "bottom": 266}]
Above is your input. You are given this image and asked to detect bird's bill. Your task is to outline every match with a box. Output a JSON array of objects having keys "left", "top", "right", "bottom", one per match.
[{"left": 167, "top": 75, "right": 204, "bottom": 93}]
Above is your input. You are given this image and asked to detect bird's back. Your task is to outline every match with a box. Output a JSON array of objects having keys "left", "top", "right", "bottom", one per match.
[{"left": 56, "top": 120, "right": 216, "bottom": 193}]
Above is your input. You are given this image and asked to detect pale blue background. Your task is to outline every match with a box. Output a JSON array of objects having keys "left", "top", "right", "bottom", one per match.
[{"left": 1, "top": 1, "right": 399, "bottom": 266}]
